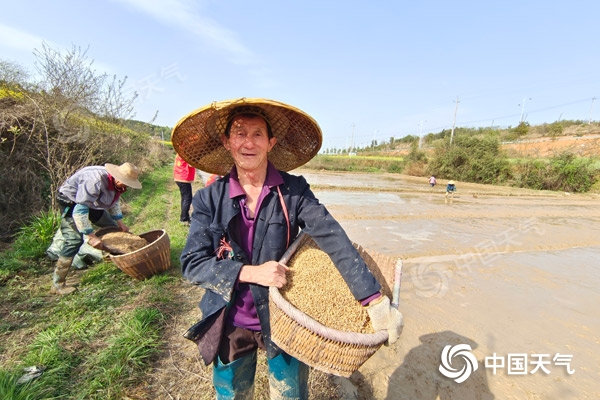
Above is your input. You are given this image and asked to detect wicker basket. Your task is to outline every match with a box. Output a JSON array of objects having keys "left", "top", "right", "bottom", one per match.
[
  {"left": 108, "top": 230, "right": 171, "bottom": 280},
  {"left": 269, "top": 232, "right": 402, "bottom": 377}
]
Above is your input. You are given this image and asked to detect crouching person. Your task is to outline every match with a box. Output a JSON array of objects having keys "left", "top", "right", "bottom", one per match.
[{"left": 51, "top": 162, "right": 142, "bottom": 295}]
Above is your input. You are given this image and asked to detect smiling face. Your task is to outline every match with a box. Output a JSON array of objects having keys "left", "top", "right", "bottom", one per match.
[{"left": 222, "top": 114, "right": 277, "bottom": 174}]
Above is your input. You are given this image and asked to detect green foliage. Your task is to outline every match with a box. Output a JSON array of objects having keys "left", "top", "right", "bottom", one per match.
[
  {"left": 124, "top": 119, "right": 171, "bottom": 140},
  {"left": 11, "top": 211, "right": 60, "bottom": 259},
  {"left": 402, "top": 141, "right": 428, "bottom": 175},
  {"left": 405, "top": 141, "right": 427, "bottom": 163},
  {"left": 398, "top": 134, "right": 418, "bottom": 144},
  {"left": 513, "top": 121, "right": 530, "bottom": 137},
  {"left": 427, "top": 134, "right": 512, "bottom": 184},
  {"left": 550, "top": 153, "right": 597, "bottom": 192},
  {"left": 512, "top": 152, "right": 598, "bottom": 192},
  {"left": 547, "top": 122, "right": 564, "bottom": 139},
  {"left": 305, "top": 155, "right": 405, "bottom": 174},
  {"left": 387, "top": 161, "right": 404, "bottom": 173},
  {"left": 0, "top": 369, "right": 53, "bottom": 400}
]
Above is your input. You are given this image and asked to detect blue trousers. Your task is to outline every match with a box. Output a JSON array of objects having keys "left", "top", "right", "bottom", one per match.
[{"left": 213, "top": 351, "right": 308, "bottom": 399}]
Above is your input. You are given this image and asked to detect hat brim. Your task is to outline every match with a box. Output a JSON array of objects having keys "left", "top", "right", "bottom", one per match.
[
  {"left": 171, "top": 98, "right": 322, "bottom": 176},
  {"left": 105, "top": 163, "right": 142, "bottom": 189}
]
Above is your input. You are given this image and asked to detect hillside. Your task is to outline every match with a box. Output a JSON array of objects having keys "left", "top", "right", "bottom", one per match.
[
  {"left": 366, "top": 123, "right": 600, "bottom": 158},
  {"left": 501, "top": 132, "right": 600, "bottom": 158}
]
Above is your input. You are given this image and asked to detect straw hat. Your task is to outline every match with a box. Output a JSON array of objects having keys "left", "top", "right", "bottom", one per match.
[
  {"left": 105, "top": 162, "right": 142, "bottom": 189},
  {"left": 171, "top": 98, "right": 323, "bottom": 176},
  {"left": 448, "top": 180, "right": 455, "bottom": 185}
]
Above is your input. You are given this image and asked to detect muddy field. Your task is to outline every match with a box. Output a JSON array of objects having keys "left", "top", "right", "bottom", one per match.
[{"left": 299, "top": 170, "right": 600, "bottom": 400}]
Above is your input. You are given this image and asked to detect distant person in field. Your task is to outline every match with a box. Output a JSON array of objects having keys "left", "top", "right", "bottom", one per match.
[
  {"left": 445, "top": 180, "right": 456, "bottom": 204},
  {"left": 50, "top": 162, "right": 142, "bottom": 295},
  {"left": 429, "top": 175, "right": 437, "bottom": 188}
]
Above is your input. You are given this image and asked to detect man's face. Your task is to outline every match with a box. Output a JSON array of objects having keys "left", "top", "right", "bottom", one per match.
[
  {"left": 114, "top": 180, "right": 127, "bottom": 191},
  {"left": 222, "top": 115, "right": 277, "bottom": 174}
]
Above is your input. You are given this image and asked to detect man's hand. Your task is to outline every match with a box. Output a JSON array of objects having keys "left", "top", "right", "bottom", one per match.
[
  {"left": 87, "top": 234, "right": 105, "bottom": 251},
  {"left": 238, "top": 261, "right": 289, "bottom": 288},
  {"left": 117, "top": 220, "right": 129, "bottom": 232},
  {"left": 366, "top": 295, "right": 404, "bottom": 345}
]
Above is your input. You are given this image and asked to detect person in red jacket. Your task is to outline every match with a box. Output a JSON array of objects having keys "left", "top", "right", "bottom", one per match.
[{"left": 174, "top": 154, "right": 196, "bottom": 226}]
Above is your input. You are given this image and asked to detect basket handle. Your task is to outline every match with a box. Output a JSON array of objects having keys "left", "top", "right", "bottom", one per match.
[
  {"left": 391, "top": 259, "right": 403, "bottom": 309},
  {"left": 278, "top": 231, "right": 309, "bottom": 265}
]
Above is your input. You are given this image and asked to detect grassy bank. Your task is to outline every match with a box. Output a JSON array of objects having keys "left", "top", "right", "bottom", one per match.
[
  {"left": 0, "top": 165, "right": 190, "bottom": 399},
  {"left": 305, "top": 154, "right": 405, "bottom": 173}
]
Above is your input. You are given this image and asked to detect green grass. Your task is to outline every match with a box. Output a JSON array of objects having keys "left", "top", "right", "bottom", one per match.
[{"left": 305, "top": 154, "right": 405, "bottom": 173}]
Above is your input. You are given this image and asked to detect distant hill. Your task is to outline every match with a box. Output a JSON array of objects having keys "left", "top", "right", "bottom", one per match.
[{"left": 123, "top": 119, "right": 171, "bottom": 141}]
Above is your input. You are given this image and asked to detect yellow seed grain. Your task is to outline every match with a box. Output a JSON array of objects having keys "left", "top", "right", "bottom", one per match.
[{"left": 281, "top": 238, "right": 373, "bottom": 333}]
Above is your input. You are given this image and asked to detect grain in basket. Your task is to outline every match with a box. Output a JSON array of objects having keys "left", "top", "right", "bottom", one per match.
[{"left": 280, "top": 237, "right": 373, "bottom": 333}]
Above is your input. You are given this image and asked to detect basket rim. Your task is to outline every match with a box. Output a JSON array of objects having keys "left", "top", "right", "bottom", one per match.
[
  {"left": 269, "top": 286, "right": 388, "bottom": 346},
  {"left": 109, "top": 229, "right": 168, "bottom": 260}
]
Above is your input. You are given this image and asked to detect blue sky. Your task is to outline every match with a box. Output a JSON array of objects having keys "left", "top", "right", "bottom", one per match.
[{"left": 1, "top": 0, "right": 599, "bottom": 150}]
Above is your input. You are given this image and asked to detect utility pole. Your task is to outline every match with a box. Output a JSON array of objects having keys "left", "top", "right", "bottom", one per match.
[
  {"left": 519, "top": 97, "right": 532, "bottom": 123},
  {"left": 350, "top": 123, "right": 355, "bottom": 155},
  {"left": 372, "top": 130, "right": 378, "bottom": 153},
  {"left": 590, "top": 97, "right": 597, "bottom": 125},
  {"left": 450, "top": 96, "right": 459, "bottom": 144},
  {"left": 419, "top": 120, "right": 426, "bottom": 148}
]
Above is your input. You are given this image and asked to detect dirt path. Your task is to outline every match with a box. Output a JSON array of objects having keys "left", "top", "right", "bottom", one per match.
[{"left": 135, "top": 179, "right": 217, "bottom": 399}]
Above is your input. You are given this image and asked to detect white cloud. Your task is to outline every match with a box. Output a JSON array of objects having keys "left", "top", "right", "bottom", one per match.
[
  {"left": 113, "top": 0, "right": 255, "bottom": 64},
  {"left": 0, "top": 24, "right": 50, "bottom": 52},
  {"left": 0, "top": 24, "right": 116, "bottom": 77}
]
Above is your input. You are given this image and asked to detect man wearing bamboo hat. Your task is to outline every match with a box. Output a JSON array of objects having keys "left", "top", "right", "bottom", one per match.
[
  {"left": 175, "top": 98, "right": 403, "bottom": 399},
  {"left": 50, "top": 162, "right": 142, "bottom": 295}
]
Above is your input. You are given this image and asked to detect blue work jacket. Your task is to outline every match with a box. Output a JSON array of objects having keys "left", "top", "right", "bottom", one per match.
[{"left": 181, "top": 170, "right": 381, "bottom": 359}]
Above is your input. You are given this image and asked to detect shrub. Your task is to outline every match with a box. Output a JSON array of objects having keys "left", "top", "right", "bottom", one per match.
[
  {"left": 512, "top": 152, "right": 598, "bottom": 192},
  {"left": 427, "top": 135, "right": 512, "bottom": 184}
]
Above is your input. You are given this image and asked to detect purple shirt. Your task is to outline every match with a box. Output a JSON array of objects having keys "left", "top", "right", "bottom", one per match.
[{"left": 227, "top": 163, "right": 284, "bottom": 331}]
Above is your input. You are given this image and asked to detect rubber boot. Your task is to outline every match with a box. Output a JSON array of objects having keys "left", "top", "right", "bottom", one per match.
[
  {"left": 50, "top": 256, "right": 77, "bottom": 295},
  {"left": 213, "top": 353, "right": 256, "bottom": 400},
  {"left": 268, "top": 353, "right": 309, "bottom": 400}
]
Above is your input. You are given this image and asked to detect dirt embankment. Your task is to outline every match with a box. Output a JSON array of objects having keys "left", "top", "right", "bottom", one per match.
[{"left": 502, "top": 134, "right": 600, "bottom": 158}]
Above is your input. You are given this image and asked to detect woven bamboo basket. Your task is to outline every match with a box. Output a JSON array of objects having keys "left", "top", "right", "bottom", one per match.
[
  {"left": 108, "top": 230, "right": 171, "bottom": 280},
  {"left": 269, "top": 232, "right": 403, "bottom": 377}
]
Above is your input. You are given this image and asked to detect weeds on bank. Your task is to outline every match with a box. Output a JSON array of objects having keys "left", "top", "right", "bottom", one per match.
[
  {"left": 0, "top": 211, "right": 61, "bottom": 282},
  {"left": 0, "top": 164, "right": 186, "bottom": 399}
]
